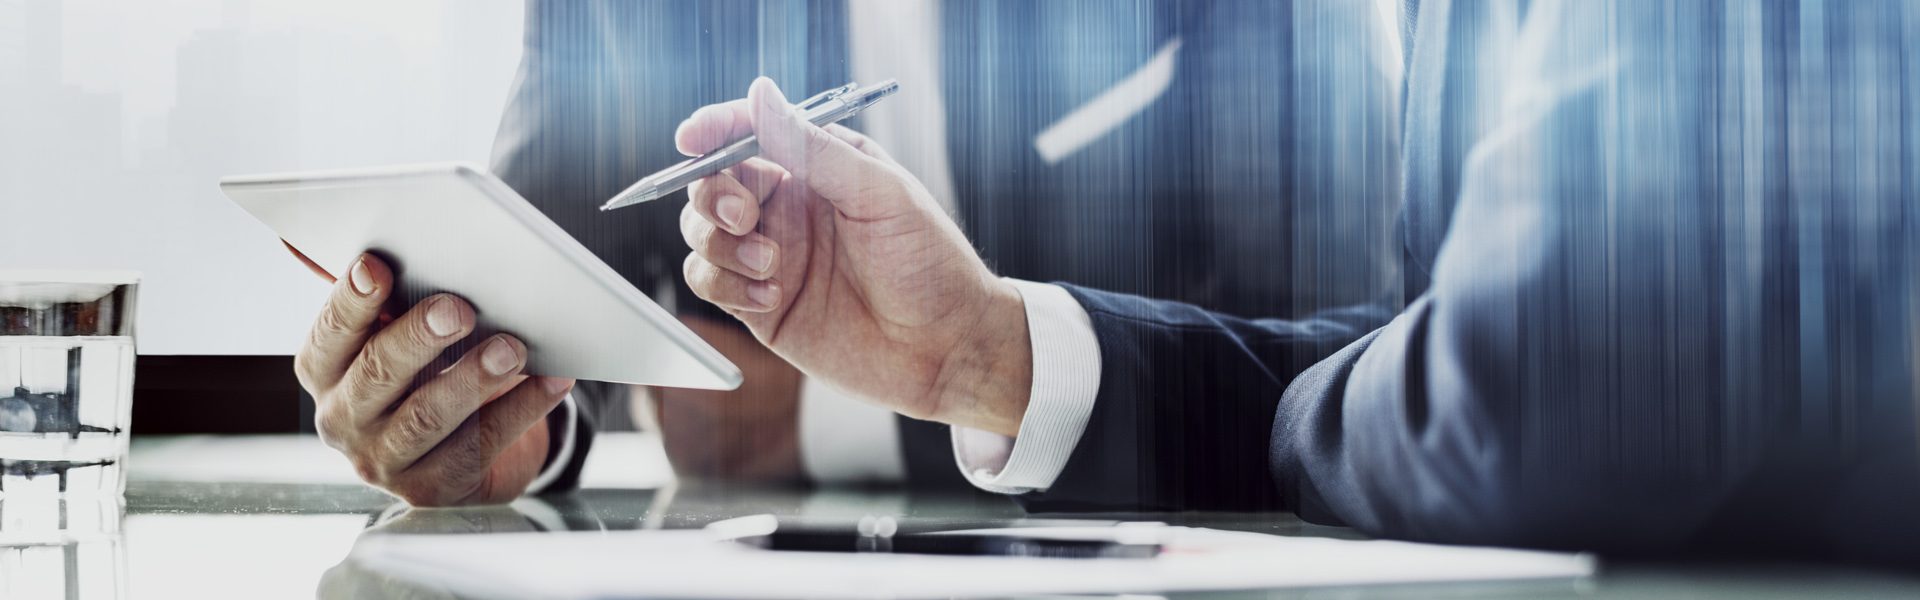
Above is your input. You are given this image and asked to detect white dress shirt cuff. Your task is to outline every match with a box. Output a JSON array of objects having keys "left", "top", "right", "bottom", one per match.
[
  {"left": 952, "top": 279, "right": 1102, "bottom": 494},
  {"left": 800, "top": 377, "right": 907, "bottom": 483},
  {"left": 524, "top": 391, "right": 579, "bottom": 495}
]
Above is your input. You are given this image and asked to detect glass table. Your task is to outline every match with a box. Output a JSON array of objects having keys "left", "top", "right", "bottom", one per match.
[{"left": 10, "top": 434, "right": 1920, "bottom": 598}]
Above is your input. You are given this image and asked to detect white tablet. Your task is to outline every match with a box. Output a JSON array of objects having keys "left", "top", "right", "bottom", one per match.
[{"left": 221, "top": 162, "right": 742, "bottom": 390}]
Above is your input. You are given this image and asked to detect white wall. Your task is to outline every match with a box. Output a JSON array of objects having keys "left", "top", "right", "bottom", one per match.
[{"left": 0, "top": 0, "right": 525, "bottom": 355}]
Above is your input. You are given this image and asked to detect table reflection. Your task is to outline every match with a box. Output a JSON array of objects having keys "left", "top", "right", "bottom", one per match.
[
  {"left": 311, "top": 481, "right": 1352, "bottom": 599},
  {"left": 94, "top": 434, "right": 1920, "bottom": 600},
  {"left": 318, "top": 500, "right": 563, "bottom": 600},
  {"left": 0, "top": 496, "right": 126, "bottom": 599}
]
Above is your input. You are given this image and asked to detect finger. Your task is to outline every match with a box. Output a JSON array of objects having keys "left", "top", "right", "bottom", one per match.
[
  {"left": 381, "top": 334, "right": 529, "bottom": 469},
  {"left": 686, "top": 171, "right": 753, "bottom": 237},
  {"left": 684, "top": 253, "right": 782, "bottom": 313},
  {"left": 295, "top": 254, "right": 392, "bottom": 393},
  {"left": 408, "top": 376, "right": 574, "bottom": 502},
  {"left": 337, "top": 293, "right": 476, "bottom": 423},
  {"left": 746, "top": 77, "right": 901, "bottom": 216},
  {"left": 686, "top": 158, "right": 785, "bottom": 236},
  {"left": 823, "top": 124, "right": 896, "bottom": 164},
  {"left": 674, "top": 99, "right": 752, "bottom": 156},
  {"left": 681, "top": 201, "right": 781, "bottom": 280}
]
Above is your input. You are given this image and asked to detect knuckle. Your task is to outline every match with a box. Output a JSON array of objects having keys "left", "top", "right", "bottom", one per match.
[
  {"left": 292, "top": 349, "right": 322, "bottom": 389},
  {"left": 679, "top": 204, "right": 709, "bottom": 247},
  {"left": 695, "top": 222, "right": 723, "bottom": 256},
  {"left": 683, "top": 254, "right": 712, "bottom": 295},
  {"left": 338, "top": 378, "right": 384, "bottom": 416},
  {"left": 390, "top": 405, "right": 450, "bottom": 452},
  {"left": 356, "top": 348, "right": 403, "bottom": 388},
  {"left": 434, "top": 426, "right": 506, "bottom": 482},
  {"left": 463, "top": 422, "right": 505, "bottom": 461},
  {"left": 304, "top": 327, "right": 341, "bottom": 366},
  {"left": 683, "top": 223, "right": 720, "bottom": 259},
  {"left": 314, "top": 403, "right": 348, "bottom": 441},
  {"left": 313, "top": 299, "right": 356, "bottom": 336}
]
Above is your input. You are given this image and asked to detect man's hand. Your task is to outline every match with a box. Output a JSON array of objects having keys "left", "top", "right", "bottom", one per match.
[
  {"left": 677, "top": 78, "right": 1033, "bottom": 436},
  {"left": 295, "top": 253, "right": 575, "bottom": 505}
]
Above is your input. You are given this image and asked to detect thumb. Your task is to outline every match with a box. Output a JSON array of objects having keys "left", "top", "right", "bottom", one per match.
[{"left": 748, "top": 77, "right": 901, "bottom": 218}]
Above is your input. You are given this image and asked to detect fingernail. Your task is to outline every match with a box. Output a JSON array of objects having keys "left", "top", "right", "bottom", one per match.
[
  {"left": 426, "top": 297, "right": 464, "bottom": 337},
  {"left": 349, "top": 258, "right": 376, "bottom": 295},
  {"left": 737, "top": 238, "right": 775, "bottom": 274},
  {"left": 542, "top": 377, "right": 575, "bottom": 395},
  {"left": 481, "top": 336, "right": 520, "bottom": 376},
  {"left": 747, "top": 281, "right": 779, "bottom": 309},
  {"left": 717, "top": 195, "right": 747, "bottom": 232}
]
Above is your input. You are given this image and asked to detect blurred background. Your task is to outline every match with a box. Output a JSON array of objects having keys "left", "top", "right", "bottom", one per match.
[{"left": 0, "top": 0, "right": 526, "bottom": 432}]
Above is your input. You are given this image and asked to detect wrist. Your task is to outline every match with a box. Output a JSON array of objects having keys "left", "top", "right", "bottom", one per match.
[{"left": 931, "top": 276, "right": 1032, "bottom": 437}]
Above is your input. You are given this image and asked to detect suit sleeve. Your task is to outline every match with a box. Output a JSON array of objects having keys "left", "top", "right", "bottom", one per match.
[
  {"left": 1015, "top": 286, "right": 1393, "bottom": 512},
  {"left": 1273, "top": 0, "right": 1920, "bottom": 555}
]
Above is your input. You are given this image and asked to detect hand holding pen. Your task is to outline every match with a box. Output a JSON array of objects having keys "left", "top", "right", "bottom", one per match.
[{"left": 668, "top": 77, "right": 1035, "bottom": 437}]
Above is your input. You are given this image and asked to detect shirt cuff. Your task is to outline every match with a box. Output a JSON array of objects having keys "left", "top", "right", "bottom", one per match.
[
  {"left": 799, "top": 377, "right": 907, "bottom": 483},
  {"left": 951, "top": 279, "right": 1102, "bottom": 494},
  {"left": 524, "top": 391, "right": 579, "bottom": 495}
]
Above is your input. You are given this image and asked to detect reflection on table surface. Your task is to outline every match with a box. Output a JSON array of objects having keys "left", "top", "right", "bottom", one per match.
[{"left": 14, "top": 434, "right": 1920, "bottom": 598}]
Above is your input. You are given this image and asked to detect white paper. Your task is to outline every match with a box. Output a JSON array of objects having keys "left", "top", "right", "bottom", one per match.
[{"left": 351, "top": 525, "right": 1595, "bottom": 599}]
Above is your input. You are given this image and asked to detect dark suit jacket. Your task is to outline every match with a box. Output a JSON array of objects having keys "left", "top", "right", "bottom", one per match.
[
  {"left": 1024, "top": 0, "right": 1920, "bottom": 565},
  {"left": 493, "top": 0, "right": 1402, "bottom": 492}
]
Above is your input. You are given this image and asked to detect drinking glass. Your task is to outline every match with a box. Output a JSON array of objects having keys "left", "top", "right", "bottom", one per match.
[{"left": 0, "top": 271, "right": 139, "bottom": 498}]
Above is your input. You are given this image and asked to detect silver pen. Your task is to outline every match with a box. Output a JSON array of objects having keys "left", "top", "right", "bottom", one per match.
[{"left": 600, "top": 79, "right": 902, "bottom": 212}]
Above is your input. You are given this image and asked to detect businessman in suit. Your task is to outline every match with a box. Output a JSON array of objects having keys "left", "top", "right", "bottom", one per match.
[
  {"left": 676, "top": 0, "right": 1920, "bottom": 563},
  {"left": 289, "top": 0, "right": 1400, "bottom": 502}
]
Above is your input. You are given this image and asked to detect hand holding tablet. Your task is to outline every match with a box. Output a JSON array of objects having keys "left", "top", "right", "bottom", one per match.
[
  {"left": 222, "top": 163, "right": 740, "bottom": 389},
  {"left": 221, "top": 163, "right": 742, "bottom": 504}
]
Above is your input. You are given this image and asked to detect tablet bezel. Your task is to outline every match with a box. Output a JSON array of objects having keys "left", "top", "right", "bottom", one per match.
[{"left": 221, "top": 162, "right": 742, "bottom": 390}]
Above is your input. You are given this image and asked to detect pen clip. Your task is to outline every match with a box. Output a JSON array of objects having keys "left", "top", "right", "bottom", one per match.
[{"left": 797, "top": 82, "right": 858, "bottom": 111}]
